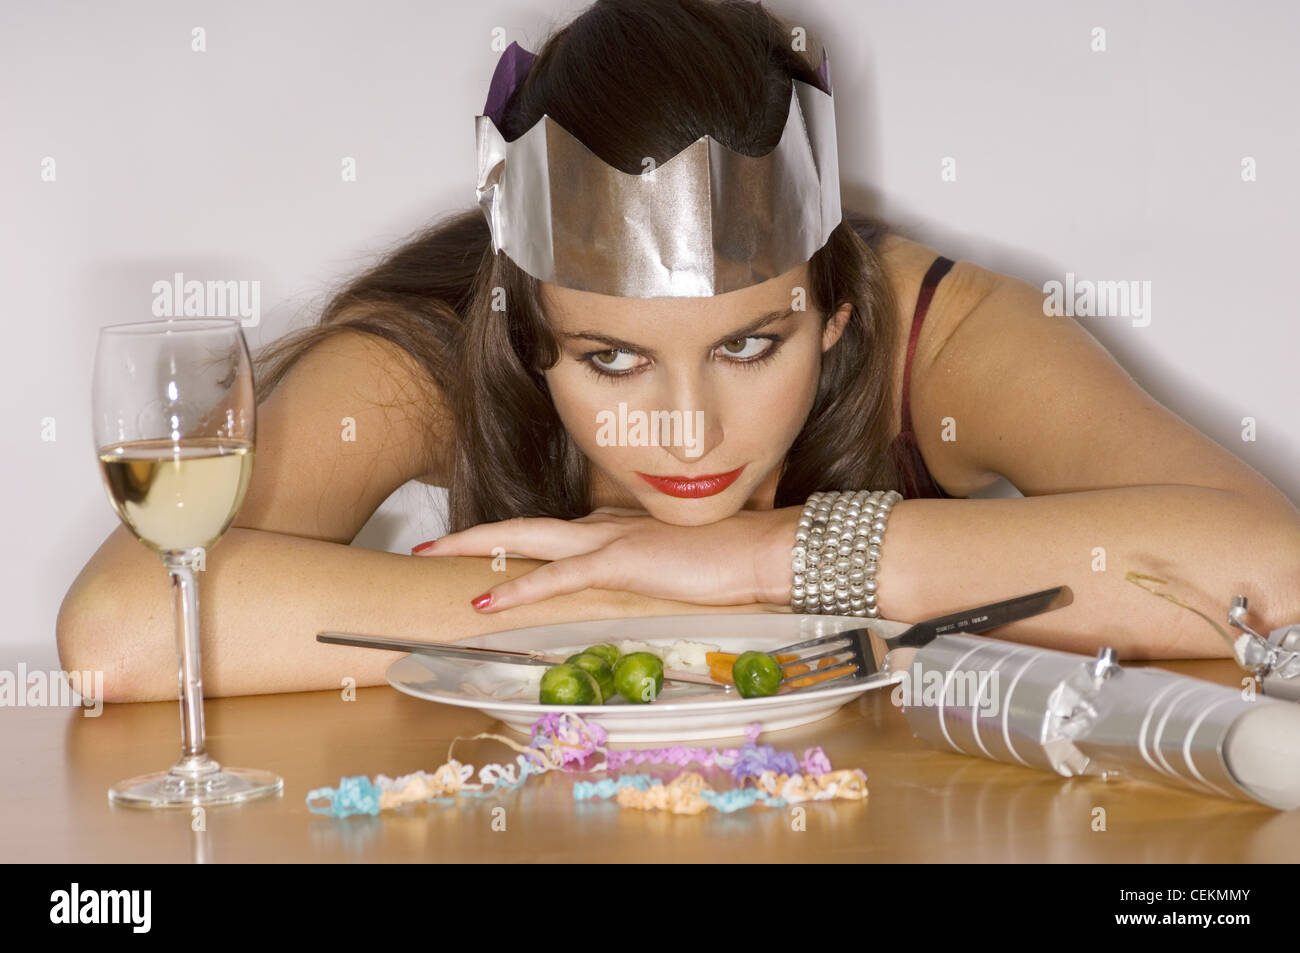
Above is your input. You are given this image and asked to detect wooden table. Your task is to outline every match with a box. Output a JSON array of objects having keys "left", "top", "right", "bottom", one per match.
[{"left": 3, "top": 657, "right": 1296, "bottom": 863}]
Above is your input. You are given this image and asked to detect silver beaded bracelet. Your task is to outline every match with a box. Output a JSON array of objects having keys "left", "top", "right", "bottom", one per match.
[{"left": 790, "top": 489, "right": 903, "bottom": 617}]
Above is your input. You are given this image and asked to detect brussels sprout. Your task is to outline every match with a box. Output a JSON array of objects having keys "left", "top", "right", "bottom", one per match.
[
  {"left": 539, "top": 663, "right": 602, "bottom": 705},
  {"left": 581, "top": 642, "right": 621, "bottom": 668},
  {"left": 565, "top": 652, "right": 616, "bottom": 703},
  {"left": 613, "top": 652, "right": 664, "bottom": 704},
  {"left": 732, "top": 651, "right": 783, "bottom": 698}
]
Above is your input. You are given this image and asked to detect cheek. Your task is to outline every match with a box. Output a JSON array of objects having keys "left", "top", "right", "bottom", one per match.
[
  {"left": 543, "top": 367, "right": 623, "bottom": 458},
  {"left": 748, "top": 327, "right": 821, "bottom": 409},
  {"left": 544, "top": 369, "right": 587, "bottom": 430},
  {"left": 699, "top": 342, "right": 820, "bottom": 459},
  {"left": 750, "top": 348, "right": 820, "bottom": 439}
]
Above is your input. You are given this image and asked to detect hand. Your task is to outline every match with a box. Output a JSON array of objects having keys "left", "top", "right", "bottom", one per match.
[{"left": 411, "top": 505, "right": 802, "bottom": 613}]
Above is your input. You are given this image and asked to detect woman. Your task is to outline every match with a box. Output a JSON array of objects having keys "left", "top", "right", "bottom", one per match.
[{"left": 58, "top": 0, "right": 1299, "bottom": 702}]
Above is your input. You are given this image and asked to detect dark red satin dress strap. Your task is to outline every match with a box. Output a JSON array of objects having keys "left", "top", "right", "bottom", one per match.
[{"left": 888, "top": 254, "right": 957, "bottom": 500}]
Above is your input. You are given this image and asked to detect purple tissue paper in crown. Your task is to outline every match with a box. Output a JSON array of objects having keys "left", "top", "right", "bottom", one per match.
[
  {"left": 483, "top": 41, "right": 536, "bottom": 127},
  {"left": 816, "top": 45, "right": 830, "bottom": 93},
  {"left": 480, "top": 32, "right": 831, "bottom": 130}
]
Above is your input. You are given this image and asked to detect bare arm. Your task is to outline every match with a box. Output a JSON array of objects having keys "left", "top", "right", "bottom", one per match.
[
  {"left": 816, "top": 269, "right": 1300, "bottom": 658},
  {"left": 60, "top": 528, "right": 748, "bottom": 702},
  {"left": 58, "top": 329, "right": 761, "bottom": 702}
]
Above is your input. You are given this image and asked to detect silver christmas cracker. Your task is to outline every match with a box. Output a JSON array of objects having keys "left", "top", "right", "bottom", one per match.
[{"left": 898, "top": 634, "right": 1300, "bottom": 811}]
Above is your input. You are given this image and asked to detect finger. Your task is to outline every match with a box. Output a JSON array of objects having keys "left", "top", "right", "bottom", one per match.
[
  {"left": 413, "top": 516, "right": 604, "bottom": 560},
  {"left": 469, "top": 551, "right": 612, "bottom": 612}
]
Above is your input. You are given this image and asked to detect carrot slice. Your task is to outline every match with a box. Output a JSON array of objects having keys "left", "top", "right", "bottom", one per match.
[
  {"left": 705, "top": 650, "right": 839, "bottom": 687},
  {"left": 786, "top": 657, "right": 852, "bottom": 689},
  {"left": 705, "top": 651, "right": 798, "bottom": 665}
]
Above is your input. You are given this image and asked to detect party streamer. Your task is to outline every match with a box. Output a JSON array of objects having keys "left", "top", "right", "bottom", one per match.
[{"left": 306, "top": 713, "right": 868, "bottom": 818}]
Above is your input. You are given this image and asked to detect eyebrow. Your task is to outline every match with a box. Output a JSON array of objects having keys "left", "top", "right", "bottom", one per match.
[{"left": 555, "top": 307, "right": 798, "bottom": 354}]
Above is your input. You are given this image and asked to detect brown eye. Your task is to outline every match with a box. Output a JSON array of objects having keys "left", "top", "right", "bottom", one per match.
[
  {"left": 585, "top": 348, "right": 642, "bottom": 375},
  {"left": 717, "top": 337, "right": 774, "bottom": 361}
]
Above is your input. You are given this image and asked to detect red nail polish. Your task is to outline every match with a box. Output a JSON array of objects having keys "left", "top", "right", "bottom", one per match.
[
  {"left": 411, "top": 540, "right": 437, "bottom": 554},
  {"left": 471, "top": 593, "right": 492, "bottom": 610}
]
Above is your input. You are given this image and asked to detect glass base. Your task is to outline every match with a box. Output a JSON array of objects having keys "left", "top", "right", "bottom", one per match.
[{"left": 109, "top": 763, "right": 283, "bottom": 808}]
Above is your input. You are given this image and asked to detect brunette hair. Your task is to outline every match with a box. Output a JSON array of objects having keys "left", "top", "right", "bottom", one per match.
[{"left": 253, "top": 0, "right": 905, "bottom": 533}]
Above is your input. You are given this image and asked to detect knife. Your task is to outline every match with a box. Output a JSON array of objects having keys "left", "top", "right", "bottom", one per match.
[
  {"left": 318, "top": 583, "right": 1074, "bottom": 691},
  {"left": 315, "top": 631, "right": 725, "bottom": 688},
  {"left": 866, "top": 584, "right": 1075, "bottom": 672}
]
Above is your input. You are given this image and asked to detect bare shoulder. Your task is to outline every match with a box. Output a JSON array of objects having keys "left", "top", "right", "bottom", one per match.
[
  {"left": 875, "top": 233, "right": 1002, "bottom": 368},
  {"left": 874, "top": 234, "right": 1004, "bottom": 494},
  {"left": 237, "top": 328, "right": 452, "bottom": 540}
]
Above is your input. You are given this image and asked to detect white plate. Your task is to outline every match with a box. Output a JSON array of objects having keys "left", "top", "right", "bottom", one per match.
[{"left": 386, "top": 612, "right": 909, "bottom": 742}]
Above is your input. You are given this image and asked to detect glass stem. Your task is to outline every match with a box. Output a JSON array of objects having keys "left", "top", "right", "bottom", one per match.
[{"left": 162, "top": 548, "right": 219, "bottom": 778}]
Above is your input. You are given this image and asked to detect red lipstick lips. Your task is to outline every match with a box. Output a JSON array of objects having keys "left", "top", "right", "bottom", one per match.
[{"left": 635, "top": 464, "right": 746, "bottom": 499}]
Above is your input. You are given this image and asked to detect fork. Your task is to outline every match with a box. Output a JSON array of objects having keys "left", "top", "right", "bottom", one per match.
[{"left": 770, "top": 585, "right": 1074, "bottom": 694}]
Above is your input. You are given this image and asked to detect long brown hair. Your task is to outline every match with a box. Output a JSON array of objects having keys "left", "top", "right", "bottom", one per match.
[{"left": 253, "top": 0, "right": 905, "bottom": 533}]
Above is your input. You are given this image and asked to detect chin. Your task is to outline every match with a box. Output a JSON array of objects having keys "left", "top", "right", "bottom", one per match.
[{"left": 641, "top": 496, "right": 737, "bottom": 527}]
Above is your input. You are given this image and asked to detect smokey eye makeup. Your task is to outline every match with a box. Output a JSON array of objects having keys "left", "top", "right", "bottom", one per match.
[{"left": 578, "top": 335, "right": 787, "bottom": 382}]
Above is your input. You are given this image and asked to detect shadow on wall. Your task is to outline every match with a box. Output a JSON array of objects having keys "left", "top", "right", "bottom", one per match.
[
  {"left": 351, "top": 482, "right": 450, "bottom": 555},
  {"left": 968, "top": 477, "right": 1021, "bottom": 500}
]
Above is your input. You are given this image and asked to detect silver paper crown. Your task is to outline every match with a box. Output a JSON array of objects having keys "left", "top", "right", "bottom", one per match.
[{"left": 474, "top": 41, "right": 842, "bottom": 298}]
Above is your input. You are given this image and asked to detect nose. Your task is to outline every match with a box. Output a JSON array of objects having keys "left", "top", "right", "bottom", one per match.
[{"left": 650, "top": 364, "right": 724, "bottom": 464}]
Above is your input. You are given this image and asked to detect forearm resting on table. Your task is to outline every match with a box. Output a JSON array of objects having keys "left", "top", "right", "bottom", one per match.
[
  {"left": 865, "top": 486, "right": 1300, "bottom": 660},
  {"left": 57, "top": 527, "right": 763, "bottom": 703}
]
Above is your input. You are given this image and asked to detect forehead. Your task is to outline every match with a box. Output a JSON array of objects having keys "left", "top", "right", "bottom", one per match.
[{"left": 540, "top": 261, "right": 809, "bottom": 340}]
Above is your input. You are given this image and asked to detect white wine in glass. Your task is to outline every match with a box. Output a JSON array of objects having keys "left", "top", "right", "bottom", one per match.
[
  {"left": 93, "top": 317, "right": 282, "bottom": 807},
  {"left": 99, "top": 438, "right": 254, "bottom": 552}
]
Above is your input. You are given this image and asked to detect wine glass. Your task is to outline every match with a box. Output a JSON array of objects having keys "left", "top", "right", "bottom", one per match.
[{"left": 93, "top": 317, "right": 282, "bottom": 807}]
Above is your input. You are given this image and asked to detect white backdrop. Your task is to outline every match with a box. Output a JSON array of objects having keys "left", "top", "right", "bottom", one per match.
[{"left": 3, "top": 0, "right": 1296, "bottom": 670}]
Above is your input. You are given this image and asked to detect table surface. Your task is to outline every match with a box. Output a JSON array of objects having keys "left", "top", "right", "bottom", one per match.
[{"left": 4, "top": 655, "right": 1296, "bottom": 863}]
